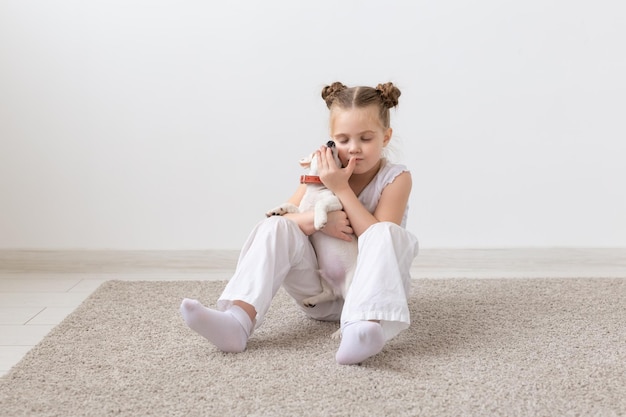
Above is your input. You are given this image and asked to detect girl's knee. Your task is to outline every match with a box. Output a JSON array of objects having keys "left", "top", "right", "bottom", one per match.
[
  {"left": 362, "top": 221, "right": 412, "bottom": 241},
  {"left": 360, "top": 221, "right": 419, "bottom": 256},
  {"left": 263, "top": 215, "right": 292, "bottom": 227},
  {"left": 260, "top": 215, "right": 302, "bottom": 235},
  {"left": 365, "top": 221, "right": 401, "bottom": 234}
]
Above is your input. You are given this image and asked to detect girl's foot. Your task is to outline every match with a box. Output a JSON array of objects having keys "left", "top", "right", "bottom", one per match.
[
  {"left": 335, "top": 321, "right": 385, "bottom": 365},
  {"left": 180, "top": 299, "right": 252, "bottom": 353}
]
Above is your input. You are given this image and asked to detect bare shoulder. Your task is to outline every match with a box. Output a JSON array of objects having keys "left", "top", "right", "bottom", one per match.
[
  {"left": 387, "top": 170, "right": 412, "bottom": 192},
  {"left": 375, "top": 171, "right": 412, "bottom": 224},
  {"left": 381, "top": 170, "right": 412, "bottom": 198}
]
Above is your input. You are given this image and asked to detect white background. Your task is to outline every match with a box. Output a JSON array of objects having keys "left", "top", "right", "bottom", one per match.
[{"left": 1, "top": 0, "right": 625, "bottom": 250}]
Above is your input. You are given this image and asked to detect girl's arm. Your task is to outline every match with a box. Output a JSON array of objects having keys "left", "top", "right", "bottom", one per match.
[
  {"left": 333, "top": 172, "right": 411, "bottom": 237},
  {"left": 318, "top": 147, "right": 412, "bottom": 237},
  {"left": 282, "top": 184, "right": 315, "bottom": 235},
  {"left": 282, "top": 184, "right": 354, "bottom": 241}
]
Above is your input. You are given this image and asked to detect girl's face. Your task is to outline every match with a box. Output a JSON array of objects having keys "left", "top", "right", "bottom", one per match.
[{"left": 330, "top": 105, "right": 392, "bottom": 176}]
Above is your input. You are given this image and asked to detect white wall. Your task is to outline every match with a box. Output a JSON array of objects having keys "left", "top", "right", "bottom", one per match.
[{"left": 1, "top": 0, "right": 625, "bottom": 250}]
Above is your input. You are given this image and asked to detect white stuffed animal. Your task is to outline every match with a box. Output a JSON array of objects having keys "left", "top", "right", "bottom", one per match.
[{"left": 266, "top": 141, "right": 358, "bottom": 335}]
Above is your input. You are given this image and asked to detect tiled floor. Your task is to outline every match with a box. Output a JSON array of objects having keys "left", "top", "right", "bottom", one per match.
[
  {"left": 0, "top": 274, "right": 88, "bottom": 377},
  {"left": 0, "top": 271, "right": 230, "bottom": 377},
  {"left": 1, "top": 248, "right": 625, "bottom": 377}
]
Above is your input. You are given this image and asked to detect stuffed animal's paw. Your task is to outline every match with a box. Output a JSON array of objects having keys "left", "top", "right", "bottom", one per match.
[
  {"left": 313, "top": 211, "right": 329, "bottom": 230},
  {"left": 302, "top": 297, "right": 317, "bottom": 308},
  {"left": 313, "top": 218, "right": 328, "bottom": 231},
  {"left": 265, "top": 203, "right": 298, "bottom": 217}
]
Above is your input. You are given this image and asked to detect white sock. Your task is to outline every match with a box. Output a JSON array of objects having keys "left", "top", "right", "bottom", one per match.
[
  {"left": 335, "top": 321, "right": 385, "bottom": 365},
  {"left": 180, "top": 298, "right": 252, "bottom": 353}
]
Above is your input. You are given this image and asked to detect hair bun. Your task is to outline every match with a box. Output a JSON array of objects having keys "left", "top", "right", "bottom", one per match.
[
  {"left": 376, "top": 82, "right": 401, "bottom": 108},
  {"left": 321, "top": 82, "right": 348, "bottom": 108}
]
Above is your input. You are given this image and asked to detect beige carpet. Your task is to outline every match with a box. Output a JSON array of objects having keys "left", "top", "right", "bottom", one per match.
[{"left": 1, "top": 279, "right": 625, "bottom": 416}]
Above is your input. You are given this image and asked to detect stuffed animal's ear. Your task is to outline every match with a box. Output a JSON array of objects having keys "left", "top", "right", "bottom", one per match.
[{"left": 299, "top": 154, "right": 313, "bottom": 168}]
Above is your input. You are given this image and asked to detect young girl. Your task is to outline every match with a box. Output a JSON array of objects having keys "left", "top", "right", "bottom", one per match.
[{"left": 180, "top": 82, "right": 419, "bottom": 365}]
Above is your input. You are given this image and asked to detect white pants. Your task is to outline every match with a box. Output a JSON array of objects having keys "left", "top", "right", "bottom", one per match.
[{"left": 218, "top": 216, "right": 419, "bottom": 341}]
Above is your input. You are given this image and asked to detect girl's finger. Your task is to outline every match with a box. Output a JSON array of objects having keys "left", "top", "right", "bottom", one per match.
[
  {"left": 344, "top": 156, "right": 357, "bottom": 174},
  {"left": 318, "top": 149, "right": 324, "bottom": 165},
  {"left": 316, "top": 150, "right": 324, "bottom": 165},
  {"left": 325, "top": 147, "right": 335, "bottom": 169}
]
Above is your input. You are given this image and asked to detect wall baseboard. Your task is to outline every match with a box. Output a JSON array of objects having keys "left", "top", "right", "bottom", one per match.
[
  {"left": 0, "top": 250, "right": 240, "bottom": 273},
  {"left": 1, "top": 248, "right": 625, "bottom": 278}
]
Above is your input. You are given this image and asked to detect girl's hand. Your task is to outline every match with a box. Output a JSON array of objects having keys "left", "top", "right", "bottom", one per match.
[
  {"left": 320, "top": 210, "right": 354, "bottom": 242},
  {"left": 317, "top": 146, "right": 357, "bottom": 193}
]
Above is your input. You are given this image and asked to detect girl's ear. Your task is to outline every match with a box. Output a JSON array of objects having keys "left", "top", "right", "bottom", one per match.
[{"left": 383, "top": 127, "right": 393, "bottom": 146}]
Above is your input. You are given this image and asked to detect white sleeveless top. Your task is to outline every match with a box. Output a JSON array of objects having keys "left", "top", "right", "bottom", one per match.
[{"left": 357, "top": 159, "right": 410, "bottom": 228}]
